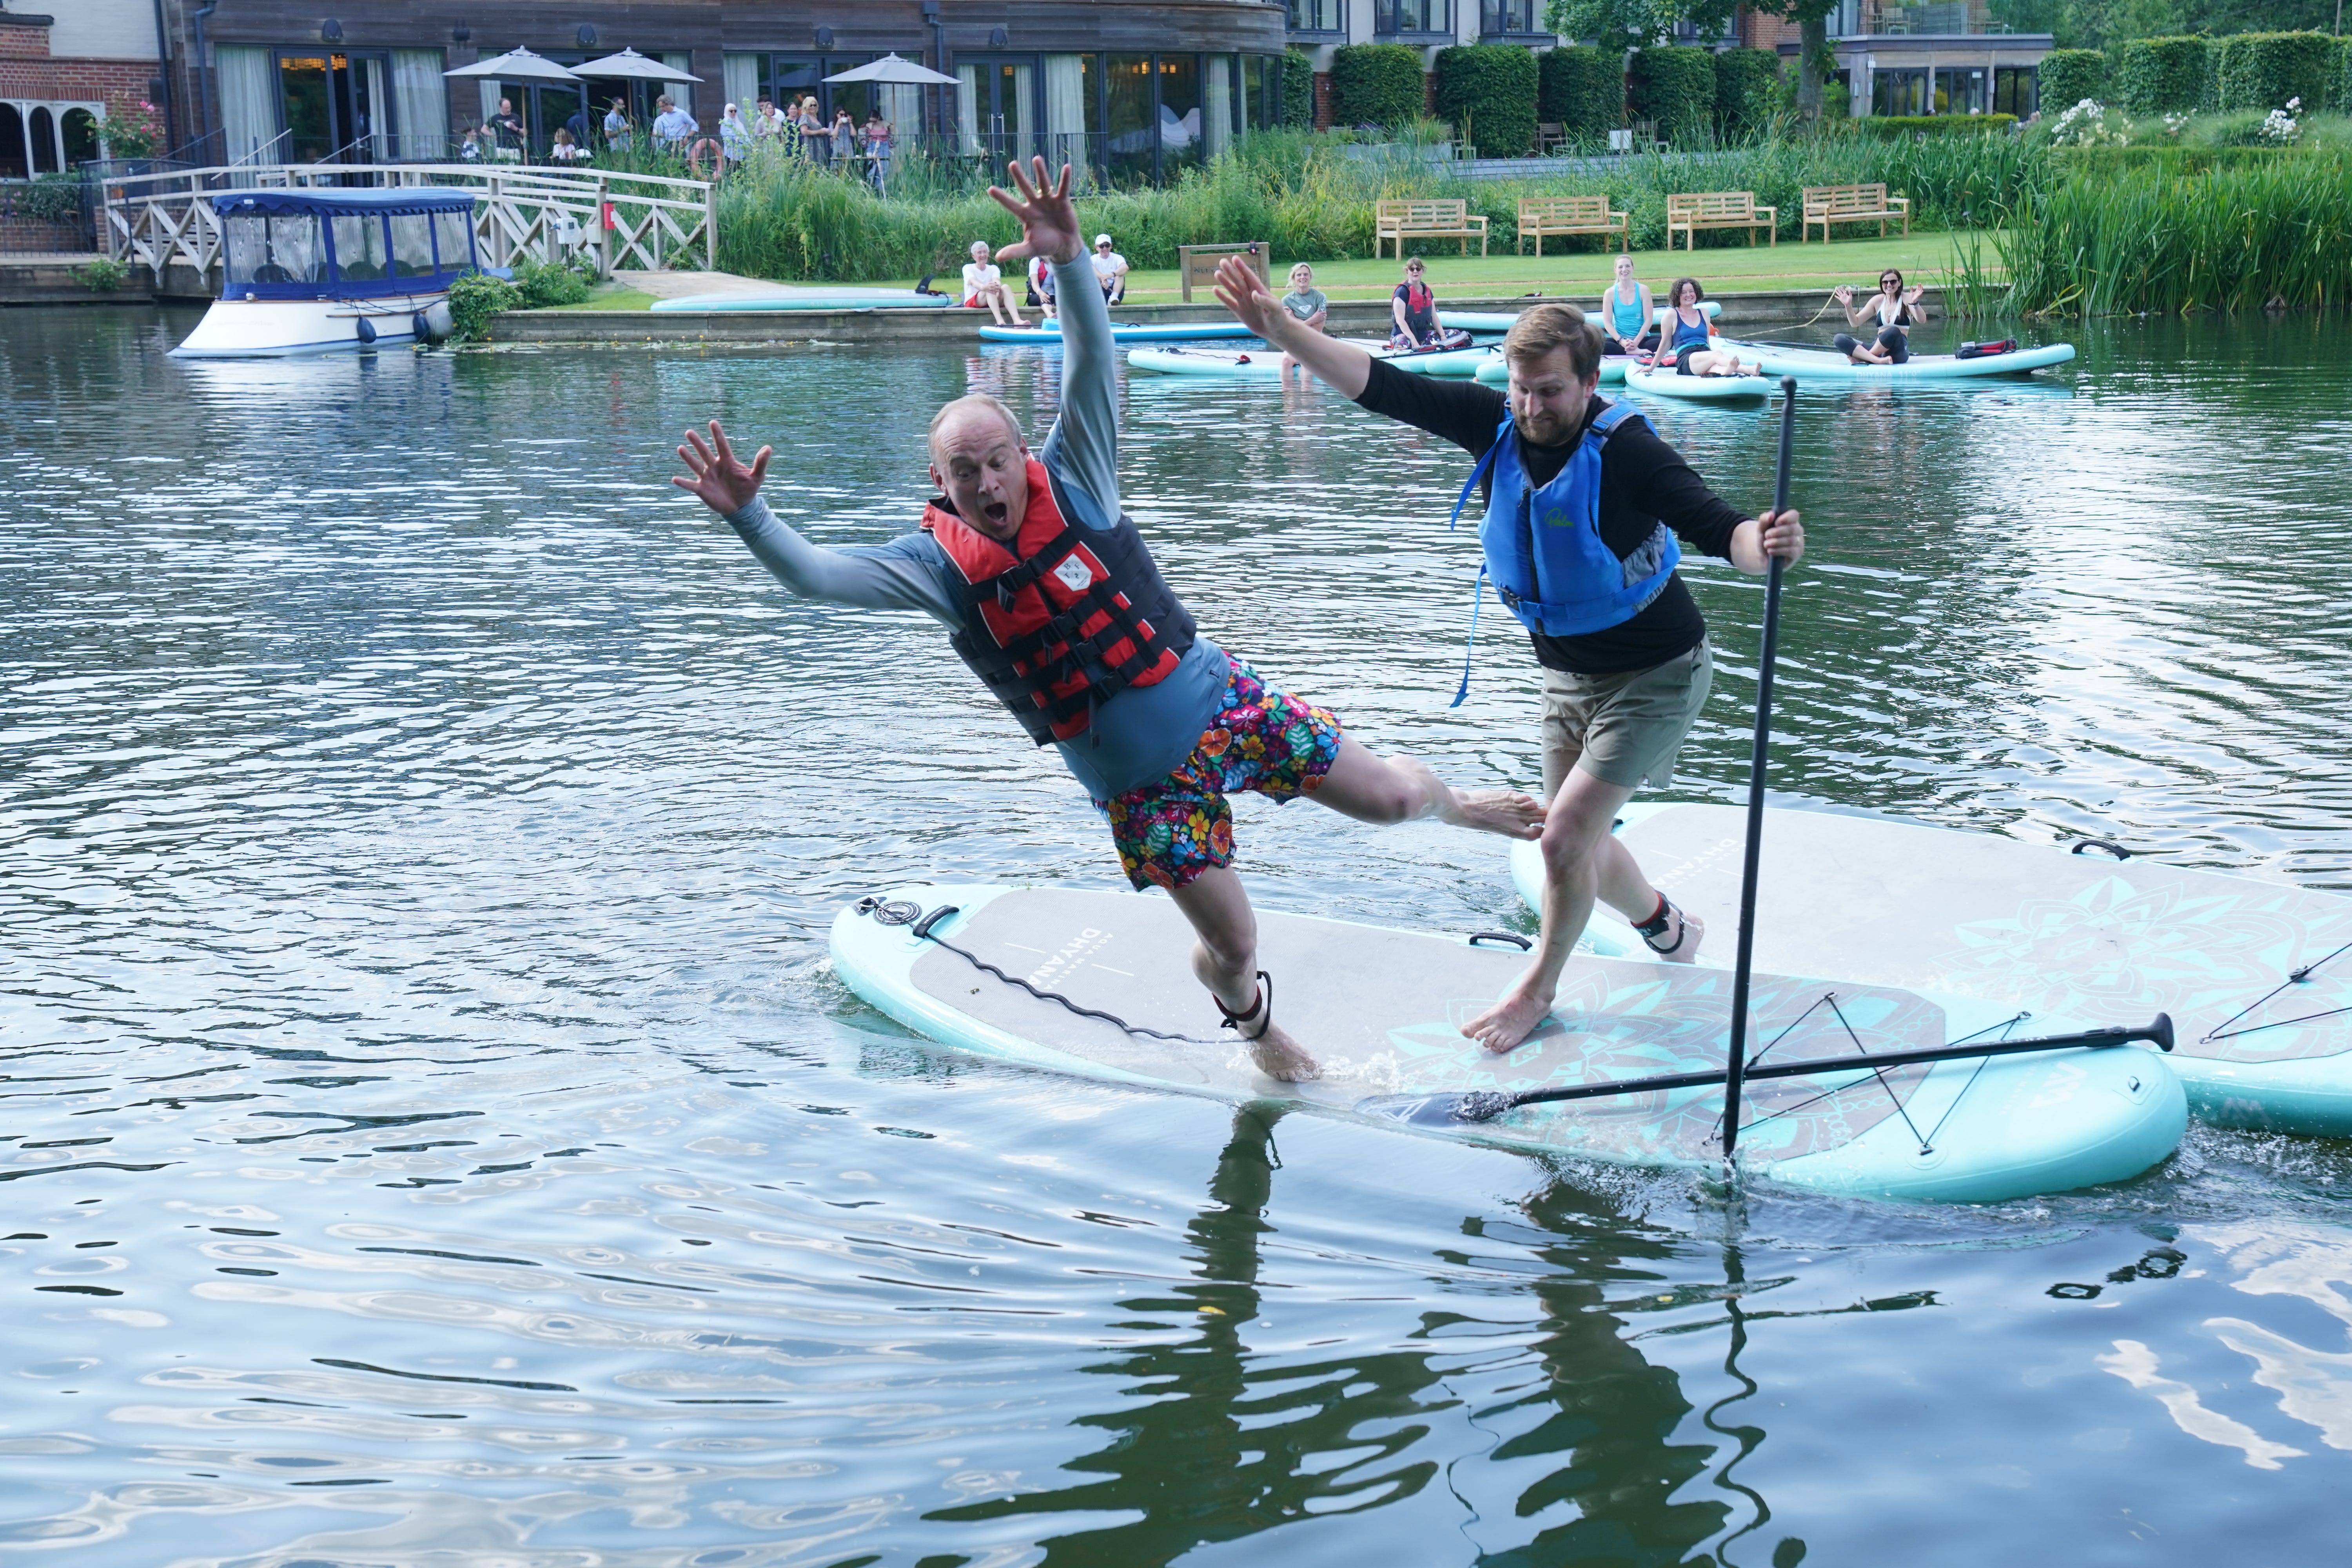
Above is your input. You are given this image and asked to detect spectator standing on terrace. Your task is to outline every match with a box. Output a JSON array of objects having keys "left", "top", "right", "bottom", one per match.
[
  {"left": 603, "top": 98, "right": 632, "bottom": 150},
  {"left": 720, "top": 103, "right": 753, "bottom": 169},
  {"left": 489, "top": 98, "right": 526, "bottom": 160},
  {"left": 797, "top": 98, "right": 829, "bottom": 166},
  {"left": 652, "top": 96, "right": 697, "bottom": 153},
  {"left": 862, "top": 111, "right": 893, "bottom": 192}
]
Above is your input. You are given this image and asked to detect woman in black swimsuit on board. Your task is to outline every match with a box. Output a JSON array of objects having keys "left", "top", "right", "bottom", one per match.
[{"left": 1831, "top": 268, "right": 1929, "bottom": 364}]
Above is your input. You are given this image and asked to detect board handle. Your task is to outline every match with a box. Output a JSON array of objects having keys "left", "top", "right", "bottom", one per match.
[
  {"left": 1468, "top": 931, "right": 1534, "bottom": 950},
  {"left": 2071, "top": 838, "right": 2132, "bottom": 860}
]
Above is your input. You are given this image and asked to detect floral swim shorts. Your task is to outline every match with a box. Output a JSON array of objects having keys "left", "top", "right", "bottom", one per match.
[{"left": 1098, "top": 660, "right": 1346, "bottom": 892}]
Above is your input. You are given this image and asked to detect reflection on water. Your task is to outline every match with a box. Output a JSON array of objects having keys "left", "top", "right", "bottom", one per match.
[{"left": 3, "top": 306, "right": 2352, "bottom": 1563}]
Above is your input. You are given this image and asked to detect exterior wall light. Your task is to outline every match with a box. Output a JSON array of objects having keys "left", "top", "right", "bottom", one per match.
[
  {"left": 815, "top": 26, "right": 835, "bottom": 47},
  {"left": 577, "top": 24, "right": 597, "bottom": 47},
  {"left": 321, "top": 18, "right": 343, "bottom": 41}
]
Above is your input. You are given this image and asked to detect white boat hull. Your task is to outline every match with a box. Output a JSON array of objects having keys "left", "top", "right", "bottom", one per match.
[{"left": 169, "top": 292, "right": 453, "bottom": 359}]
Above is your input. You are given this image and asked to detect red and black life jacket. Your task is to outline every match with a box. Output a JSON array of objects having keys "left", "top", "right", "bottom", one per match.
[{"left": 921, "top": 459, "right": 1195, "bottom": 746}]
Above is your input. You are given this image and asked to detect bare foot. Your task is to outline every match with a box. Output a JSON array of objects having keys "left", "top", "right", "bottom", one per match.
[
  {"left": 1463, "top": 973, "right": 1557, "bottom": 1054},
  {"left": 1397, "top": 759, "right": 1544, "bottom": 839},
  {"left": 1246, "top": 1019, "right": 1320, "bottom": 1082},
  {"left": 1641, "top": 903, "right": 1705, "bottom": 964}
]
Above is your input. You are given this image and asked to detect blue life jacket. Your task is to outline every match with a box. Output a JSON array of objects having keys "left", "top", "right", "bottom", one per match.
[{"left": 1444, "top": 402, "right": 1679, "bottom": 704}]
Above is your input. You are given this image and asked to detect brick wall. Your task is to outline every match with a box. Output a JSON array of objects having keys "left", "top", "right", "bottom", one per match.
[
  {"left": 0, "top": 20, "right": 51, "bottom": 60},
  {"left": 1313, "top": 70, "right": 1334, "bottom": 129},
  {"left": 1739, "top": 8, "right": 1804, "bottom": 51},
  {"left": 0, "top": 58, "right": 157, "bottom": 111}
]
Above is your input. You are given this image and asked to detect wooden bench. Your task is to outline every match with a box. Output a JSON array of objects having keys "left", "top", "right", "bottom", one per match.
[
  {"left": 1374, "top": 198, "right": 1489, "bottom": 259},
  {"left": 1802, "top": 182, "right": 1911, "bottom": 243},
  {"left": 1516, "top": 196, "right": 1628, "bottom": 257},
  {"left": 1177, "top": 241, "right": 1270, "bottom": 302},
  {"left": 1665, "top": 190, "right": 1777, "bottom": 250}
]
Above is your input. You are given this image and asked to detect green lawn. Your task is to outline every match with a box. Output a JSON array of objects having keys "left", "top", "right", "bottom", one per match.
[{"left": 528, "top": 231, "right": 1994, "bottom": 312}]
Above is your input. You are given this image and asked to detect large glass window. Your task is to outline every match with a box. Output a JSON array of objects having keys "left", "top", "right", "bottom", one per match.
[
  {"left": 1377, "top": 0, "right": 1452, "bottom": 33},
  {"left": 1482, "top": 0, "right": 1541, "bottom": 31},
  {"left": 1993, "top": 65, "right": 2036, "bottom": 117},
  {"left": 1158, "top": 55, "right": 1202, "bottom": 174},
  {"left": 0, "top": 105, "right": 25, "bottom": 179},
  {"left": 1871, "top": 68, "right": 1927, "bottom": 115},
  {"left": 1106, "top": 53, "right": 1154, "bottom": 183},
  {"left": 1289, "top": 0, "right": 1345, "bottom": 30},
  {"left": 1933, "top": 65, "right": 1986, "bottom": 114}
]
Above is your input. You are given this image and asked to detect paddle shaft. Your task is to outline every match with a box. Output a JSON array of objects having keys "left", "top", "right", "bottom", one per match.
[
  {"left": 1722, "top": 378, "right": 1799, "bottom": 1163},
  {"left": 1489, "top": 1015, "right": 2174, "bottom": 1115}
]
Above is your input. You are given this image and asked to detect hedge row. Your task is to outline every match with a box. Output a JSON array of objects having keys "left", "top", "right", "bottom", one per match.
[
  {"left": 1539, "top": 45, "right": 1620, "bottom": 135},
  {"left": 1330, "top": 44, "right": 1427, "bottom": 127},
  {"left": 2213, "top": 32, "right": 2335, "bottom": 113},
  {"left": 1713, "top": 49, "right": 1780, "bottom": 141},
  {"left": 1863, "top": 114, "right": 2019, "bottom": 137},
  {"left": 2037, "top": 50, "right": 2106, "bottom": 112},
  {"left": 2116, "top": 36, "right": 2210, "bottom": 116},
  {"left": 1282, "top": 49, "right": 1316, "bottom": 129},
  {"left": 1433, "top": 43, "right": 1539, "bottom": 156},
  {"left": 1628, "top": 47, "right": 1717, "bottom": 143}
]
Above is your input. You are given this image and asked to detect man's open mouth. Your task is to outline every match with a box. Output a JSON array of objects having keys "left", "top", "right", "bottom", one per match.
[{"left": 982, "top": 501, "right": 1010, "bottom": 524}]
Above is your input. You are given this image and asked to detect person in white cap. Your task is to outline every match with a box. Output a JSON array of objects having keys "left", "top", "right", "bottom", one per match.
[{"left": 1090, "top": 233, "right": 1128, "bottom": 304}]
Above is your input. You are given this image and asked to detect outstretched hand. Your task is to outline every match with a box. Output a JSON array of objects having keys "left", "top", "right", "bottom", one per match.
[
  {"left": 1831, "top": 284, "right": 1855, "bottom": 303},
  {"left": 988, "top": 158, "right": 1081, "bottom": 268},
  {"left": 1212, "top": 254, "right": 1287, "bottom": 339},
  {"left": 672, "top": 419, "right": 771, "bottom": 516}
]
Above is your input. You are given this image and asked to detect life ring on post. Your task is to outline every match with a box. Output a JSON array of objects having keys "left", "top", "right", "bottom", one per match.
[{"left": 684, "top": 136, "right": 723, "bottom": 179}]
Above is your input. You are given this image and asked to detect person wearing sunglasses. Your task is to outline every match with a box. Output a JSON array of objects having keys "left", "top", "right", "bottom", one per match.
[
  {"left": 1830, "top": 269, "right": 1929, "bottom": 365},
  {"left": 1389, "top": 259, "right": 1470, "bottom": 352}
]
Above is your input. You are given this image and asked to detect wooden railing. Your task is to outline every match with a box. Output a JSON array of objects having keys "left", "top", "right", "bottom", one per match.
[{"left": 99, "top": 163, "right": 719, "bottom": 283}]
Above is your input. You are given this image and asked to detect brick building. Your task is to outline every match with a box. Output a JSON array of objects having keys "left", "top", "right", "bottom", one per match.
[{"left": 0, "top": 0, "right": 164, "bottom": 177}]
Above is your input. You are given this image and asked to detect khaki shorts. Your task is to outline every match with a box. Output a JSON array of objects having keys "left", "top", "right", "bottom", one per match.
[{"left": 1541, "top": 639, "right": 1712, "bottom": 797}]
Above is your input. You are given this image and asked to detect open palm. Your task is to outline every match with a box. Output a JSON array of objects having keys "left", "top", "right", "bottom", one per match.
[{"left": 988, "top": 158, "right": 1081, "bottom": 268}]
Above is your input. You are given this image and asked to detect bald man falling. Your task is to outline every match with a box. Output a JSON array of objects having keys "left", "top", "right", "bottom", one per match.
[{"left": 672, "top": 159, "right": 1541, "bottom": 1081}]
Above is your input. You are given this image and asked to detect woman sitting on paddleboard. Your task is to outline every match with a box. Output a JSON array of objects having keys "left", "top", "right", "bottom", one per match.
[
  {"left": 670, "top": 160, "right": 1543, "bottom": 1084},
  {"left": 1391, "top": 259, "right": 1470, "bottom": 352},
  {"left": 1663, "top": 278, "right": 1760, "bottom": 379},
  {"left": 1598, "top": 254, "right": 1659, "bottom": 359},
  {"left": 1831, "top": 269, "right": 1929, "bottom": 364}
]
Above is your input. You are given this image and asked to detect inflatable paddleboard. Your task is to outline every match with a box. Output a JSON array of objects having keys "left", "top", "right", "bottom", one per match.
[
  {"left": 1509, "top": 804, "right": 2352, "bottom": 1135},
  {"left": 1443, "top": 302, "right": 1719, "bottom": 334},
  {"left": 1127, "top": 340, "right": 1492, "bottom": 379},
  {"left": 1749, "top": 340, "right": 2075, "bottom": 383},
  {"left": 650, "top": 288, "right": 951, "bottom": 313},
  {"left": 979, "top": 320, "right": 1258, "bottom": 343},
  {"left": 1621, "top": 362, "right": 1773, "bottom": 401},
  {"left": 1477, "top": 356, "right": 1628, "bottom": 385},
  {"left": 831, "top": 884, "right": 2183, "bottom": 1201}
]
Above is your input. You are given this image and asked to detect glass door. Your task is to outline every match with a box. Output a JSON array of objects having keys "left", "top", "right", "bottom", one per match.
[
  {"left": 956, "top": 57, "right": 1038, "bottom": 167},
  {"left": 279, "top": 52, "right": 393, "bottom": 163}
]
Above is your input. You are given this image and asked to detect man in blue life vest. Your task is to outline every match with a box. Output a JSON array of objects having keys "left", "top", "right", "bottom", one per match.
[
  {"left": 1216, "top": 263, "right": 1804, "bottom": 1053},
  {"left": 670, "top": 160, "right": 1545, "bottom": 1081}
]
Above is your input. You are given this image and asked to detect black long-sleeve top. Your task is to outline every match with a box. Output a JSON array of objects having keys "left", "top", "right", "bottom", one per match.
[{"left": 1354, "top": 359, "right": 1751, "bottom": 675}]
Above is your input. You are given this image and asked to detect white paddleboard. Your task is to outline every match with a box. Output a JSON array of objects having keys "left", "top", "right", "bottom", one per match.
[
  {"left": 1511, "top": 804, "right": 2352, "bottom": 1134},
  {"left": 831, "top": 884, "right": 2183, "bottom": 1201}
]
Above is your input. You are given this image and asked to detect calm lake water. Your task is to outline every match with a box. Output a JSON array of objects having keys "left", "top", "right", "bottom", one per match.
[{"left": 5, "top": 305, "right": 2351, "bottom": 1566}]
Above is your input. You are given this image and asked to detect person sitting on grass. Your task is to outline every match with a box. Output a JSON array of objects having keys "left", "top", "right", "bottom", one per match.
[
  {"left": 1661, "top": 278, "right": 1760, "bottom": 378},
  {"left": 1277, "top": 262, "right": 1328, "bottom": 383},
  {"left": 668, "top": 160, "right": 1544, "bottom": 1082},
  {"left": 1091, "top": 234, "right": 1129, "bottom": 304},
  {"left": 962, "top": 240, "right": 1027, "bottom": 327},
  {"left": 1598, "top": 253, "right": 1659, "bottom": 359},
  {"left": 1831, "top": 269, "right": 1929, "bottom": 365},
  {"left": 1027, "top": 252, "right": 1057, "bottom": 321}
]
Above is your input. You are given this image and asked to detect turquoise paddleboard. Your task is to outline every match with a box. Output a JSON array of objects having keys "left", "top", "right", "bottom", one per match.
[
  {"left": 650, "top": 289, "right": 951, "bottom": 312},
  {"left": 831, "top": 884, "right": 2183, "bottom": 1201},
  {"left": 1620, "top": 361, "right": 1774, "bottom": 401},
  {"left": 979, "top": 320, "right": 1256, "bottom": 343},
  {"left": 1128, "top": 339, "right": 1492, "bottom": 379},
  {"left": 1443, "top": 301, "right": 1719, "bottom": 334},
  {"left": 1477, "top": 356, "right": 1628, "bottom": 385},
  {"left": 1749, "top": 340, "right": 2075, "bottom": 383},
  {"left": 1510, "top": 804, "right": 2352, "bottom": 1135}
]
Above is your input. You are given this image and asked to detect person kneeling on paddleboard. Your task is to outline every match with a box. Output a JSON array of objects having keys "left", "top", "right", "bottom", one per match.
[
  {"left": 671, "top": 159, "right": 1543, "bottom": 1082},
  {"left": 1216, "top": 263, "right": 1803, "bottom": 1053}
]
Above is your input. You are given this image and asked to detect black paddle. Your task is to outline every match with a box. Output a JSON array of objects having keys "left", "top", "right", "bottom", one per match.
[
  {"left": 1356, "top": 1014, "right": 2176, "bottom": 1129},
  {"left": 1719, "top": 376, "right": 1801, "bottom": 1164}
]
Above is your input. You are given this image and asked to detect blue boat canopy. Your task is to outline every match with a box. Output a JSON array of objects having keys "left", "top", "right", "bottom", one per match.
[
  {"left": 211, "top": 187, "right": 483, "bottom": 302},
  {"left": 208, "top": 187, "right": 480, "bottom": 220}
]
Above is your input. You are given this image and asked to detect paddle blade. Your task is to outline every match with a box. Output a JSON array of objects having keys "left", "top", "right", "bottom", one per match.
[{"left": 1356, "top": 1090, "right": 1519, "bottom": 1127}]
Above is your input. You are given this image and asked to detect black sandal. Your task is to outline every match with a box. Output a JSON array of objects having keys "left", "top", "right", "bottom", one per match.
[{"left": 1216, "top": 971, "right": 1275, "bottom": 1042}]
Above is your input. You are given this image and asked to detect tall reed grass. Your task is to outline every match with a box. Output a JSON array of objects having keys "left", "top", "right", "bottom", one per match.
[
  {"left": 710, "top": 131, "right": 2042, "bottom": 283},
  {"left": 1998, "top": 152, "right": 2352, "bottom": 315}
]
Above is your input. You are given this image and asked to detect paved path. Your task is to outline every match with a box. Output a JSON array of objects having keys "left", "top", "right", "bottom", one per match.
[{"left": 613, "top": 269, "right": 779, "bottom": 300}]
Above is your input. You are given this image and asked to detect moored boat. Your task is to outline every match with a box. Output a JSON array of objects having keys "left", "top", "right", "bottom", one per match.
[{"left": 170, "top": 187, "right": 481, "bottom": 359}]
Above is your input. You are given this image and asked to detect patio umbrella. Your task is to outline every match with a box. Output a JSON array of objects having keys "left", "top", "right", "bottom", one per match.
[
  {"left": 574, "top": 47, "right": 703, "bottom": 83},
  {"left": 443, "top": 47, "right": 581, "bottom": 83},
  {"left": 822, "top": 53, "right": 959, "bottom": 86}
]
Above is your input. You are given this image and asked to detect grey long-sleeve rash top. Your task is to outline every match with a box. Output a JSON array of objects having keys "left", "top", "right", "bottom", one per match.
[{"left": 720, "top": 252, "right": 1229, "bottom": 800}]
